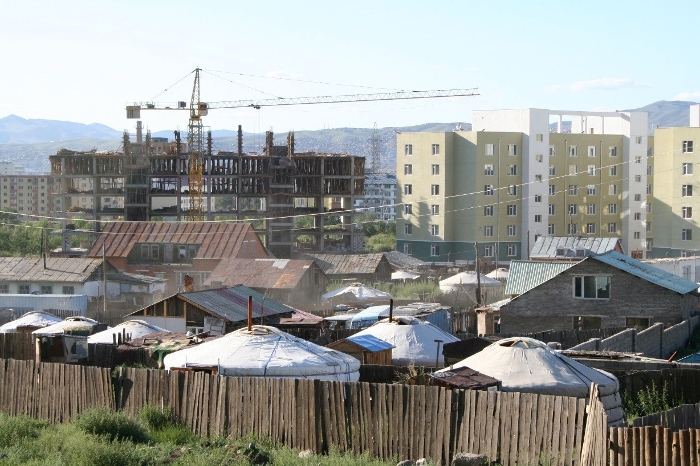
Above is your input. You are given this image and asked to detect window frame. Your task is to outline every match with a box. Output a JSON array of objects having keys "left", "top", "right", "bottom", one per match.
[{"left": 573, "top": 275, "right": 611, "bottom": 300}]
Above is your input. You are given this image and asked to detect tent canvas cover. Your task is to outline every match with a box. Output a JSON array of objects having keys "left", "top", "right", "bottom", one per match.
[
  {"left": 353, "top": 316, "right": 459, "bottom": 367},
  {"left": 438, "top": 337, "right": 625, "bottom": 426},
  {"left": 322, "top": 283, "right": 391, "bottom": 303},
  {"left": 88, "top": 320, "right": 169, "bottom": 344},
  {"left": 163, "top": 325, "right": 360, "bottom": 382},
  {"left": 0, "top": 311, "right": 62, "bottom": 333}
]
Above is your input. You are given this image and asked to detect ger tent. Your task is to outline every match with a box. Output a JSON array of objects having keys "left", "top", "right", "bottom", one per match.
[
  {"left": 33, "top": 316, "right": 101, "bottom": 336},
  {"left": 353, "top": 316, "right": 459, "bottom": 367},
  {"left": 88, "top": 320, "right": 169, "bottom": 345},
  {"left": 0, "top": 311, "right": 62, "bottom": 333},
  {"left": 438, "top": 337, "right": 625, "bottom": 426},
  {"left": 439, "top": 271, "right": 504, "bottom": 304},
  {"left": 486, "top": 268, "right": 509, "bottom": 280},
  {"left": 322, "top": 283, "right": 391, "bottom": 304},
  {"left": 163, "top": 325, "right": 360, "bottom": 382}
]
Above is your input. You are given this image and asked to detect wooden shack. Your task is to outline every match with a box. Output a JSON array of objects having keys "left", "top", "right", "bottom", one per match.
[
  {"left": 429, "top": 366, "right": 501, "bottom": 391},
  {"left": 326, "top": 334, "right": 393, "bottom": 366}
]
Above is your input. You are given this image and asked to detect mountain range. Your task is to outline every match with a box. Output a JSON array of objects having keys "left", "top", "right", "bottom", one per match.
[{"left": 0, "top": 100, "right": 696, "bottom": 173}]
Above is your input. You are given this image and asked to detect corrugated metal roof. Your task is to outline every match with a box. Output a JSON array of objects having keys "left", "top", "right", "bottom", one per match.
[
  {"left": 505, "top": 261, "right": 575, "bottom": 295},
  {"left": 529, "top": 236, "right": 622, "bottom": 259},
  {"left": 301, "top": 253, "right": 387, "bottom": 275},
  {"left": 384, "top": 251, "right": 430, "bottom": 270},
  {"left": 592, "top": 251, "right": 700, "bottom": 294},
  {"left": 87, "top": 222, "right": 265, "bottom": 260},
  {"left": 203, "top": 259, "right": 317, "bottom": 290},
  {"left": 0, "top": 257, "right": 102, "bottom": 283},
  {"left": 346, "top": 334, "right": 395, "bottom": 351},
  {"left": 179, "top": 285, "right": 295, "bottom": 322}
]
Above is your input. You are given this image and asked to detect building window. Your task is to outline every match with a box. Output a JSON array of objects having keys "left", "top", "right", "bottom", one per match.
[
  {"left": 587, "top": 165, "right": 596, "bottom": 176},
  {"left": 484, "top": 185, "right": 494, "bottom": 196},
  {"left": 587, "top": 185, "right": 596, "bottom": 195},
  {"left": 683, "top": 185, "right": 693, "bottom": 197},
  {"left": 647, "top": 204, "right": 652, "bottom": 213},
  {"left": 0, "top": 284, "right": 8, "bottom": 294},
  {"left": 569, "top": 165, "right": 578, "bottom": 175},
  {"left": 19, "top": 285, "right": 30, "bottom": 294},
  {"left": 432, "top": 144, "right": 440, "bottom": 155},
  {"left": 404, "top": 184, "right": 412, "bottom": 195},
  {"left": 549, "top": 184, "right": 556, "bottom": 195},
  {"left": 609, "top": 185, "right": 618, "bottom": 195},
  {"left": 507, "top": 245, "right": 518, "bottom": 256},
  {"left": 574, "top": 316, "right": 602, "bottom": 330},
  {"left": 608, "top": 146, "right": 618, "bottom": 157},
  {"left": 636, "top": 136, "right": 643, "bottom": 144},
  {"left": 535, "top": 214, "right": 542, "bottom": 223},
  {"left": 609, "top": 165, "right": 618, "bottom": 176},
  {"left": 484, "top": 164, "right": 494, "bottom": 176},
  {"left": 404, "top": 204, "right": 412, "bottom": 215},
  {"left": 588, "top": 146, "right": 596, "bottom": 157},
  {"left": 569, "top": 146, "right": 578, "bottom": 157},
  {"left": 431, "top": 184, "right": 440, "bottom": 196},
  {"left": 586, "top": 223, "right": 596, "bottom": 234},
  {"left": 431, "top": 204, "right": 439, "bottom": 216},
  {"left": 535, "top": 175, "right": 542, "bottom": 183},
  {"left": 403, "top": 243, "right": 412, "bottom": 255},
  {"left": 635, "top": 156, "right": 642, "bottom": 164},
  {"left": 430, "top": 225, "right": 440, "bottom": 236},
  {"left": 536, "top": 154, "right": 543, "bottom": 162},
  {"left": 507, "top": 144, "right": 517, "bottom": 156},
  {"left": 430, "top": 244, "right": 440, "bottom": 256},
  {"left": 646, "top": 221, "right": 651, "bottom": 232},
  {"left": 683, "top": 163, "right": 693, "bottom": 175},
  {"left": 507, "top": 225, "right": 517, "bottom": 236},
  {"left": 404, "top": 223, "right": 413, "bottom": 235},
  {"left": 507, "top": 205, "right": 517, "bottom": 216},
  {"left": 508, "top": 165, "right": 518, "bottom": 176},
  {"left": 634, "top": 231, "right": 641, "bottom": 239},
  {"left": 484, "top": 205, "right": 494, "bottom": 216},
  {"left": 588, "top": 204, "right": 596, "bottom": 215},
  {"left": 634, "top": 212, "right": 641, "bottom": 220},
  {"left": 574, "top": 276, "right": 610, "bottom": 299},
  {"left": 485, "top": 143, "right": 494, "bottom": 156},
  {"left": 404, "top": 164, "right": 413, "bottom": 175},
  {"left": 484, "top": 225, "right": 494, "bottom": 237},
  {"left": 404, "top": 144, "right": 413, "bottom": 155},
  {"left": 62, "top": 286, "right": 75, "bottom": 294},
  {"left": 549, "top": 165, "right": 556, "bottom": 176},
  {"left": 549, "top": 204, "right": 555, "bottom": 215},
  {"left": 550, "top": 146, "right": 556, "bottom": 156},
  {"left": 535, "top": 194, "right": 542, "bottom": 202},
  {"left": 634, "top": 194, "right": 641, "bottom": 201},
  {"left": 568, "top": 223, "right": 578, "bottom": 235},
  {"left": 40, "top": 285, "right": 53, "bottom": 294},
  {"left": 647, "top": 165, "right": 653, "bottom": 176},
  {"left": 483, "top": 245, "right": 495, "bottom": 257},
  {"left": 683, "top": 141, "right": 694, "bottom": 153},
  {"left": 507, "top": 185, "right": 517, "bottom": 196},
  {"left": 536, "top": 134, "right": 543, "bottom": 142},
  {"left": 647, "top": 184, "right": 652, "bottom": 195},
  {"left": 569, "top": 204, "right": 578, "bottom": 215},
  {"left": 608, "top": 222, "right": 617, "bottom": 233},
  {"left": 634, "top": 175, "right": 641, "bottom": 182},
  {"left": 431, "top": 164, "right": 440, "bottom": 175},
  {"left": 548, "top": 224, "right": 555, "bottom": 235},
  {"left": 683, "top": 207, "right": 693, "bottom": 218},
  {"left": 682, "top": 229, "right": 692, "bottom": 241}
]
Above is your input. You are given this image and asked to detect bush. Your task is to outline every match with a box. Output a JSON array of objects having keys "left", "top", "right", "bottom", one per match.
[
  {"left": 74, "top": 407, "right": 149, "bottom": 444},
  {"left": 622, "top": 381, "right": 677, "bottom": 423},
  {"left": 139, "top": 404, "right": 174, "bottom": 430},
  {"left": 0, "top": 413, "right": 48, "bottom": 447}
]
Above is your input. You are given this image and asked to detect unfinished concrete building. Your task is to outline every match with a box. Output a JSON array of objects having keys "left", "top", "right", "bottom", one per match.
[{"left": 49, "top": 125, "right": 365, "bottom": 258}]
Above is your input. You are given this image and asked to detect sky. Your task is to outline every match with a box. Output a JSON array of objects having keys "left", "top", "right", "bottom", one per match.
[{"left": 1, "top": 0, "right": 698, "bottom": 134}]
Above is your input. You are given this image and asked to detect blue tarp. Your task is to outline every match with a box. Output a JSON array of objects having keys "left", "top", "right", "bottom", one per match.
[{"left": 349, "top": 305, "right": 390, "bottom": 329}]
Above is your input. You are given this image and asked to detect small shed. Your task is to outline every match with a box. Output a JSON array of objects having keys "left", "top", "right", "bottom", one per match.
[
  {"left": 326, "top": 334, "right": 394, "bottom": 365},
  {"left": 33, "top": 317, "right": 107, "bottom": 364},
  {"left": 429, "top": 366, "right": 501, "bottom": 390}
]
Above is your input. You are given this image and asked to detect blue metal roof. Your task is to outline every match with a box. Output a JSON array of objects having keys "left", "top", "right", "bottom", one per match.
[
  {"left": 349, "top": 305, "right": 390, "bottom": 329},
  {"left": 505, "top": 261, "right": 575, "bottom": 295},
  {"left": 346, "top": 334, "right": 395, "bottom": 352},
  {"left": 678, "top": 352, "right": 700, "bottom": 364},
  {"left": 592, "top": 251, "right": 700, "bottom": 295}
]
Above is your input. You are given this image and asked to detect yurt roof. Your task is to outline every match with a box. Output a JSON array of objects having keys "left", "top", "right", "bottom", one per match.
[
  {"left": 322, "top": 283, "right": 392, "bottom": 302},
  {"left": 353, "top": 316, "right": 459, "bottom": 367},
  {"left": 439, "top": 272, "right": 503, "bottom": 287},
  {"left": 87, "top": 319, "right": 169, "bottom": 344},
  {"left": 33, "top": 316, "right": 100, "bottom": 336},
  {"left": 0, "top": 311, "right": 62, "bottom": 333},
  {"left": 163, "top": 325, "right": 360, "bottom": 382}
]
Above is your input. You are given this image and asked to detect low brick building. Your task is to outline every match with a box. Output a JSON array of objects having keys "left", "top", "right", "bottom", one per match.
[{"left": 500, "top": 251, "right": 700, "bottom": 334}]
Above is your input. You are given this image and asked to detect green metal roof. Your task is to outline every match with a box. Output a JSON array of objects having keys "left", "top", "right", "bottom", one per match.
[{"left": 505, "top": 261, "right": 575, "bottom": 295}]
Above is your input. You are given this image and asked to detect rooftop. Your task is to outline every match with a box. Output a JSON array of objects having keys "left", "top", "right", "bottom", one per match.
[{"left": 0, "top": 257, "right": 102, "bottom": 283}]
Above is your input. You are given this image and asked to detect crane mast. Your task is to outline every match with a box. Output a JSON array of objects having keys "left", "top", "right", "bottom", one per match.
[{"left": 187, "top": 69, "right": 206, "bottom": 221}]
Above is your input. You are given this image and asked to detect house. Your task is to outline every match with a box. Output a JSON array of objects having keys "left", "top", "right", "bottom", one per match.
[
  {"left": 202, "top": 258, "right": 326, "bottom": 307},
  {"left": 0, "top": 257, "right": 105, "bottom": 296},
  {"left": 499, "top": 251, "right": 700, "bottom": 334},
  {"left": 124, "top": 285, "right": 318, "bottom": 335},
  {"left": 298, "top": 252, "right": 392, "bottom": 283},
  {"left": 87, "top": 221, "right": 269, "bottom": 294},
  {"left": 529, "top": 236, "right": 624, "bottom": 261}
]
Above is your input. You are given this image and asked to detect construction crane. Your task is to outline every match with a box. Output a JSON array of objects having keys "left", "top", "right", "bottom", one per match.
[{"left": 127, "top": 67, "right": 479, "bottom": 220}]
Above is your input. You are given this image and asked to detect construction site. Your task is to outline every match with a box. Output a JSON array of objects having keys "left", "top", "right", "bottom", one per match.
[{"left": 49, "top": 124, "right": 365, "bottom": 258}]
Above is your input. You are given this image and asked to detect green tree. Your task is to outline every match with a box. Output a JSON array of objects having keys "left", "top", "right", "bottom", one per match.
[{"left": 365, "top": 232, "right": 396, "bottom": 252}]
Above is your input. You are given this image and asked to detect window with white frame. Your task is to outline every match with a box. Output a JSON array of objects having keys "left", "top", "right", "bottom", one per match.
[
  {"left": 636, "top": 136, "right": 642, "bottom": 144},
  {"left": 18, "top": 285, "right": 30, "bottom": 294},
  {"left": 535, "top": 214, "right": 542, "bottom": 223},
  {"left": 536, "top": 134, "right": 543, "bottom": 142},
  {"left": 404, "top": 223, "right": 413, "bottom": 235},
  {"left": 569, "top": 204, "right": 578, "bottom": 215},
  {"left": 484, "top": 225, "right": 494, "bottom": 237},
  {"left": 431, "top": 184, "right": 440, "bottom": 196},
  {"left": 549, "top": 184, "right": 556, "bottom": 195},
  {"left": 608, "top": 222, "right": 617, "bottom": 233},
  {"left": 569, "top": 146, "right": 578, "bottom": 157},
  {"left": 574, "top": 275, "right": 610, "bottom": 299},
  {"left": 683, "top": 141, "right": 694, "bottom": 153},
  {"left": 609, "top": 165, "right": 618, "bottom": 176},
  {"left": 507, "top": 245, "right": 518, "bottom": 256},
  {"left": 569, "top": 185, "right": 578, "bottom": 195},
  {"left": 507, "top": 225, "right": 517, "bottom": 236},
  {"left": 484, "top": 164, "right": 494, "bottom": 176},
  {"left": 535, "top": 174, "right": 542, "bottom": 183},
  {"left": 634, "top": 175, "right": 641, "bottom": 182},
  {"left": 549, "top": 165, "right": 556, "bottom": 176},
  {"left": 484, "top": 185, "right": 494, "bottom": 196},
  {"left": 404, "top": 184, "right": 412, "bottom": 195},
  {"left": 587, "top": 165, "right": 596, "bottom": 176},
  {"left": 550, "top": 146, "right": 556, "bottom": 156},
  {"left": 507, "top": 204, "right": 517, "bottom": 216},
  {"left": 534, "top": 194, "right": 542, "bottom": 202},
  {"left": 683, "top": 207, "right": 693, "bottom": 218},
  {"left": 507, "top": 185, "right": 517, "bottom": 195},
  {"left": 484, "top": 205, "right": 494, "bottom": 216},
  {"left": 430, "top": 224, "right": 440, "bottom": 236},
  {"left": 431, "top": 164, "right": 440, "bottom": 175},
  {"left": 548, "top": 224, "right": 555, "bottom": 235},
  {"left": 634, "top": 212, "right": 641, "bottom": 220},
  {"left": 635, "top": 156, "right": 642, "bottom": 164},
  {"left": 568, "top": 223, "right": 578, "bottom": 234},
  {"left": 647, "top": 204, "right": 652, "bottom": 213},
  {"left": 588, "top": 146, "right": 596, "bottom": 157},
  {"left": 585, "top": 223, "right": 596, "bottom": 234},
  {"left": 549, "top": 204, "right": 555, "bottom": 215},
  {"left": 404, "top": 164, "right": 413, "bottom": 175},
  {"left": 431, "top": 204, "right": 439, "bottom": 216},
  {"left": 609, "top": 146, "right": 618, "bottom": 157},
  {"left": 647, "top": 165, "right": 653, "bottom": 176},
  {"left": 0, "top": 284, "right": 8, "bottom": 294},
  {"left": 485, "top": 143, "right": 494, "bottom": 156},
  {"left": 483, "top": 245, "right": 495, "bottom": 257},
  {"left": 508, "top": 144, "right": 517, "bottom": 156},
  {"left": 609, "top": 184, "right": 618, "bottom": 195},
  {"left": 508, "top": 165, "right": 518, "bottom": 176},
  {"left": 647, "top": 184, "right": 652, "bottom": 195},
  {"left": 404, "top": 204, "right": 412, "bottom": 215},
  {"left": 646, "top": 221, "right": 651, "bottom": 232},
  {"left": 536, "top": 154, "right": 543, "bottom": 162},
  {"left": 634, "top": 194, "right": 641, "bottom": 201},
  {"left": 587, "top": 185, "right": 596, "bottom": 195},
  {"left": 40, "top": 285, "right": 53, "bottom": 294},
  {"left": 588, "top": 204, "right": 596, "bottom": 215},
  {"left": 683, "top": 229, "right": 693, "bottom": 241},
  {"left": 430, "top": 244, "right": 440, "bottom": 256},
  {"left": 634, "top": 231, "right": 641, "bottom": 239},
  {"left": 62, "top": 286, "right": 75, "bottom": 294},
  {"left": 684, "top": 163, "right": 694, "bottom": 175},
  {"left": 432, "top": 144, "right": 440, "bottom": 155},
  {"left": 404, "top": 144, "right": 413, "bottom": 155},
  {"left": 569, "top": 165, "right": 578, "bottom": 175},
  {"left": 403, "top": 243, "right": 412, "bottom": 255},
  {"left": 683, "top": 185, "right": 693, "bottom": 197}
]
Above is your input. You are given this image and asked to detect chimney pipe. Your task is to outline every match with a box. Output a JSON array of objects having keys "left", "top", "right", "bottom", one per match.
[
  {"left": 389, "top": 298, "right": 393, "bottom": 323},
  {"left": 237, "top": 125, "right": 243, "bottom": 155},
  {"left": 247, "top": 296, "right": 253, "bottom": 331}
]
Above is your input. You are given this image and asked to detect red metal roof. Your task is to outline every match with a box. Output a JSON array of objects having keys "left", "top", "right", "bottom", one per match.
[{"left": 204, "top": 258, "right": 319, "bottom": 290}]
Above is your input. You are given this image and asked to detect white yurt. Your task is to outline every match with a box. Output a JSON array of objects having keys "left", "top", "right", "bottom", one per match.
[
  {"left": 0, "top": 311, "right": 62, "bottom": 333},
  {"left": 88, "top": 320, "right": 168, "bottom": 345},
  {"left": 485, "top": 268, "right": 509, "bottom": 281},
  {"left": 33, "top": 316, "right": 101, "bottom": 336},
  {"left": 163, "top": 325, "right": 360, "bottom": 382},
  {"left": 322, "top": 283, "right": 391, "bottom": 304},
  {"left": 439, "top": 272, "right": 504, "bottom": 303},
  {"left": 353, "top": 316, "right": 459, "bottom": 367},
  {"left": 438, "top": 337, "right": 625, "bottom": 426}
]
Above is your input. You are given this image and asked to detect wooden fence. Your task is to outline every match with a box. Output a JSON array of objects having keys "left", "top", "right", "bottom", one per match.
[
  {"left": 0, "top": 333, "right": 34, "bottom": 361},
  {"left": 580, "top": 385, "right": 608, "bottom": 466},
  {"left": 615, "top": 368, "right": 700, "bottom": 406},
  {"left": 608, "top": 426, "right": 700, "bottom": 466},
  {"left": 633, "top": 402, "right": 700, "bottom": 431}
]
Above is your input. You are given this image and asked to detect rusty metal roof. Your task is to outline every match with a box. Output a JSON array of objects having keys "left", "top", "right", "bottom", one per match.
[
  {"left": 87, "top": 221, "right": 265, "bottom": 259},
  {"left": 179, "top": 285, "right": 296, "bottom": 322},
  {"left": 0, "top": 257, "right": 102, "bottom": 283},
  {"left": 429, "top": 366, "right": 501, "bottom": 390},
  {"left": 301, "top": 253, "right": 387, "bottom": 276},
  {"left": 203, "top": 259, "right": 319, "bottom": 290}
]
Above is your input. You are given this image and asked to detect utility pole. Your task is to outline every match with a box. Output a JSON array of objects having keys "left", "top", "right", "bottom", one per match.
[
  {"left": 102, "top": 243, "right": 107, "bottom": 316},
  {"left": 474, "top": 242, "right": 482, "bottom": 307}
]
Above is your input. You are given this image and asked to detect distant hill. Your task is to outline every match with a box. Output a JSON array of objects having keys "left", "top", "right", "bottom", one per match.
[
  {"left": 0, "top": 115, "right": 122, "bottom": 145},
  {"left": 623, "top": 100, "right": 698, "bottom": 131}
]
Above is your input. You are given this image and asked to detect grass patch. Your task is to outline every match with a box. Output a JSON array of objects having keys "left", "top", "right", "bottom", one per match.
[
  {"left": 622, "top": 381, "right": 679, "bottom": 424},
  {"left": 74, "top": 407, "right": 149, "bottom": 444},
  {"left": 0, "top": 413, "right": 49, "bottom": 448}
]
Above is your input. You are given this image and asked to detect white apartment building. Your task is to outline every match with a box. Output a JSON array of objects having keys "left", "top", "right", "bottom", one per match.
[{"left": 355, "top": 173, "right": 397, "bottom": 221}]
